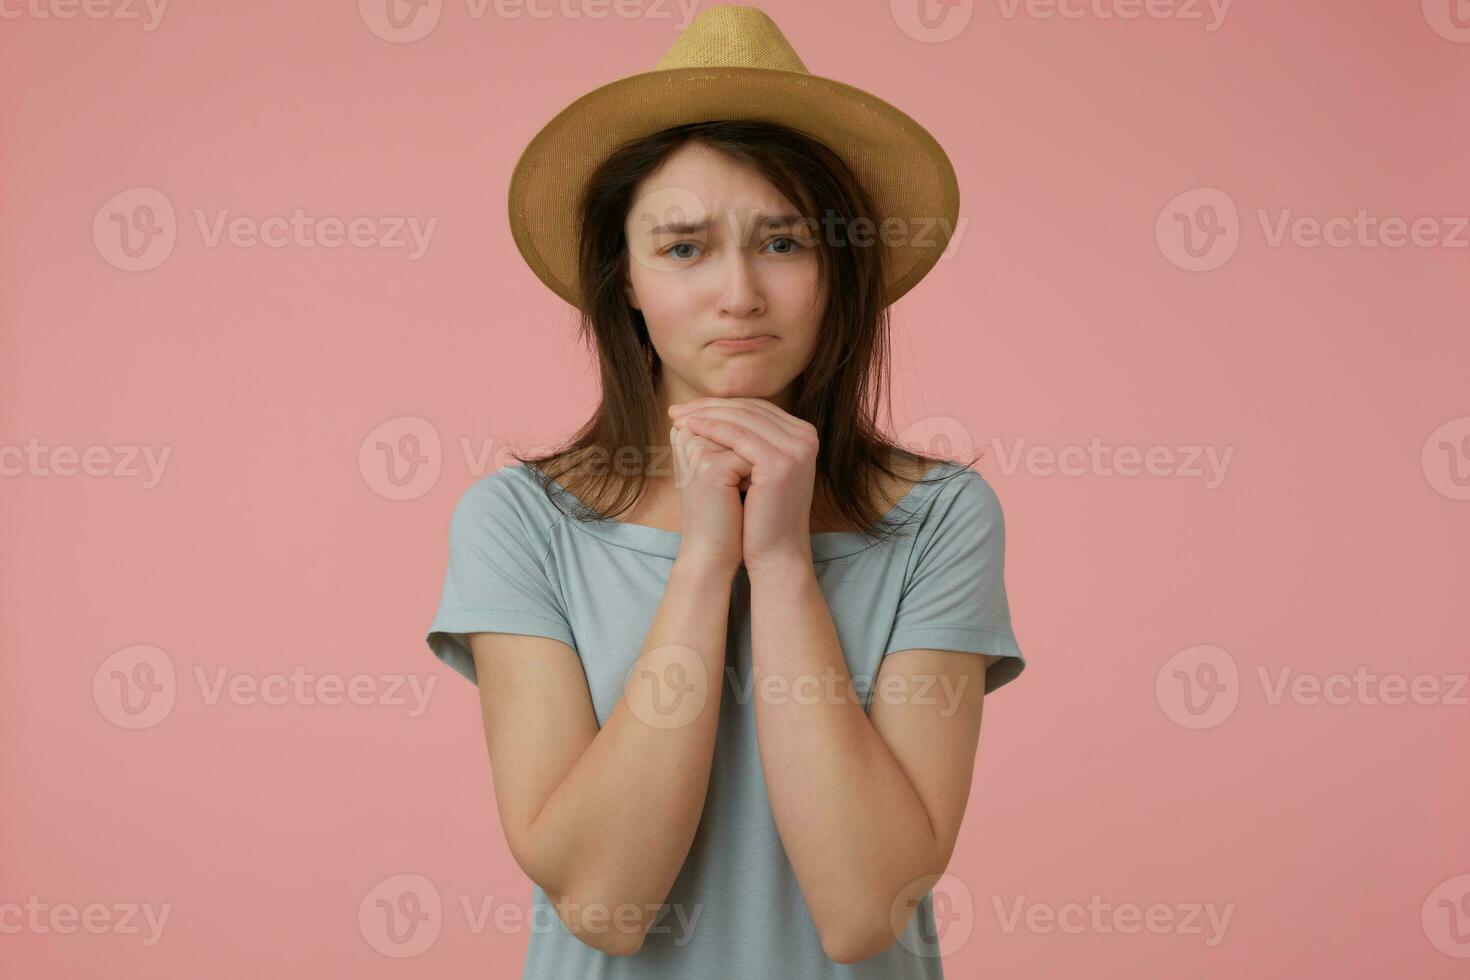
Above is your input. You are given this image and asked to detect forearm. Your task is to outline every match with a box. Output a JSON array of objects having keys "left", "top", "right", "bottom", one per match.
[
  {"left": 747, "top": 558, "right": 941, "bottom": 961},
  {"left": 525, "top": 555, "right": 733, "bottom": 953}
]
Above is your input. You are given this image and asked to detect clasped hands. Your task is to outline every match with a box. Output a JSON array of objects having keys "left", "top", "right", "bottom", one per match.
[{"left": 668, "top": 397, "right": 819, "bottom": 573}]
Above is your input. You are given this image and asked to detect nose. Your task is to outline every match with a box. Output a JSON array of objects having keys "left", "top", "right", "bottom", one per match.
[{"left": 717, "top": 250, "right": 765, "bottom": 318}]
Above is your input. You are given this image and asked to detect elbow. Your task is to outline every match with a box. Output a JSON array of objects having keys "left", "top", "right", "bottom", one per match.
[
  {"left": 822, "top": 854, "right": 950, "bottom": 963},
  {"left": 571, "top": 924, "right": 646, "bottom": 957},
  {"left": 546, "top": 877, "right": 652, "bottom": 958},
  {"left": 820, "top": 915, "right": 900, "bottom": 965},
  {"left": 820, "top": 878, "right": 938, "bottom": 965},
  {"left": 511, "top": 829, "right": 653, "bottom": 956}
]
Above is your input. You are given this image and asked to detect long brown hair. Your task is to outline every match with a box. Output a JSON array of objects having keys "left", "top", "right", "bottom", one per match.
[{"left": 511, "top": 119, "right": 984, "bottom": 541}]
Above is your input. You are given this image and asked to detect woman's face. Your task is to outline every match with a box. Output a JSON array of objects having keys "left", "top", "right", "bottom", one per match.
[{"left": 622, "top": 141, "right": 826, "bottom": 411}]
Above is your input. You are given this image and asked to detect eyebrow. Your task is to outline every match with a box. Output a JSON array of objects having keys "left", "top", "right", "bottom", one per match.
[{"left": 645, "top": 212, "right": 806, "bottom": 235}]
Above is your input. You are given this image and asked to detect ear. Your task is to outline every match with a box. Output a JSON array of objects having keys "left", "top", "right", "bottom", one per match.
[{"left": 623, "top": 279, "right": 641, "bottom": 311}]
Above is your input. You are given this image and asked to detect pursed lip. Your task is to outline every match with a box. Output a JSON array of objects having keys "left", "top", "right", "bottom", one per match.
[{"left": 710, "top": 335, "right": 775, "bottom": 350}]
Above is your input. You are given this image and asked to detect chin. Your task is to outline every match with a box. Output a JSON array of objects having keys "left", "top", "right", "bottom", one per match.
[{"left": 706, "top": 377, "right": 785, "bottom": 399}]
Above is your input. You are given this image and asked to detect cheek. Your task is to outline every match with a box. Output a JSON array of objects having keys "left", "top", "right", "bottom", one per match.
[{"left": 639, "top": 299, "right": 701, "bottom": 363}]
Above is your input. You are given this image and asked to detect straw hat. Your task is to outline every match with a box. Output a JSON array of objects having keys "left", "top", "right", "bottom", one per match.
[{"left": 507, "top": 4, "right": 961, "bottom": 312}]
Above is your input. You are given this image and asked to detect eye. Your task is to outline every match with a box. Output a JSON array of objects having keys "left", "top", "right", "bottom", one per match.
[
  {"left": 763, "top": 235, "right": 803, "bottom": 255},
  {"left": 661, "top": 241, "right": 703, "bottom": 260}
]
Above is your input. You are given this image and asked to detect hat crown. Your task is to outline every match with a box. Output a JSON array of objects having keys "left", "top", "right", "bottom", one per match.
[{"left": 653, "top": 5, "right": 809, "bottom": 74}]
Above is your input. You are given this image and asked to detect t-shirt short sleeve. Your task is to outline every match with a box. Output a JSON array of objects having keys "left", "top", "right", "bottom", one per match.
[
  {"left": 882, "top": 469, "right": 1026, "bottom": 694},
  {"left": 425, "top": 472, "right": 577, "bottom": 684}
]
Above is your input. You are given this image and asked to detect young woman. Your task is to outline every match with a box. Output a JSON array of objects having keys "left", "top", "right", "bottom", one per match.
[{"left": 427, "top": 7, "right": 1026, "bottom": 977}]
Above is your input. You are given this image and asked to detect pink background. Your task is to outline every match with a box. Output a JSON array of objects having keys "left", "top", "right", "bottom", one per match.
[{"left": 3, "top": 0, "right": 1468, "bottom": 976}]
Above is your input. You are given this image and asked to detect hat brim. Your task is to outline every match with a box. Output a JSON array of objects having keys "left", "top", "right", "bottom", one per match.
[{"left": 508, "top": 66, "right": 960, "bottom": 312}]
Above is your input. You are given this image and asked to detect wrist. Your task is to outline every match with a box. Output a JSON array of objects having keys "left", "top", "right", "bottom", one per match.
[
  {"left": 742, "top": 551, "right": 815, "bottom": 585},
  {"left": 671, "top": 551, "right": 741, "bottom": 583}
]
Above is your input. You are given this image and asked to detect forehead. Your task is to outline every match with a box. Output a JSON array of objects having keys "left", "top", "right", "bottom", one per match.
[{"left": 625, "top": 142, "right": 797, "bottom": 228}]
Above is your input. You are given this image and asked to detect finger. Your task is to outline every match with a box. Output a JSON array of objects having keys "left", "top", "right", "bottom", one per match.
[
  {"left": 680, "top": 415, "right": 785, "bottom": 472},
  {"left": 677, "top": 397, "right": 803, "bottom": 433},
  {"left": 674, "top": 425, "right": 753, "bottom": 488},
  {"left": 672, "top": 397, "right": 808, "bottom": 437},
  {"left": 676, "top": 405, "right": 807, "bottom": 456}
]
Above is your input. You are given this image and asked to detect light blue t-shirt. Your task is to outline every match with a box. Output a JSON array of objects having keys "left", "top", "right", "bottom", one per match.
[{"left": 426, "top": 459, "right": 1025, "bottom": 978}]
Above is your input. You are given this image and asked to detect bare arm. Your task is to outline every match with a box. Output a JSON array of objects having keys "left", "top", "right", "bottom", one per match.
[
  {"left": 747, "top": 557, "right": 996, "bottom": 964},
  {"left": 470, "top": 554, "right": 734, "bottom": 956}
]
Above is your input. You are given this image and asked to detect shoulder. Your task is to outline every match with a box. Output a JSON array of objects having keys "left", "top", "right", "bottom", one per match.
[
  {"left": 449, "top": 463, "right": 562, "bottom": 538},
  {"left": 908, "top": 460, "right": 1005, "bottom": 535}
]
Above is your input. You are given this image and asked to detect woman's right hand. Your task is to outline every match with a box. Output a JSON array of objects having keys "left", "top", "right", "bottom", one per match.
[{"left": 669, "top": 423, "right": 750, "bottom": 574}]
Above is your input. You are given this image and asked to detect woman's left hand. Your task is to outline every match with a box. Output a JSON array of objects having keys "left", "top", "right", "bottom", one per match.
[{"left": 668, "top": 397, "right": 818, "bottom": 573}]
